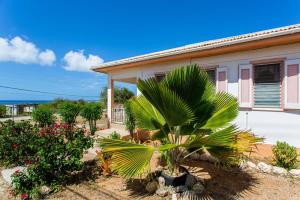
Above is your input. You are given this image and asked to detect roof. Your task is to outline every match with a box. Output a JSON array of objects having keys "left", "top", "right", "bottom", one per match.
[{"left": 92, "top": 24, "right": 300, "bottom": 72}]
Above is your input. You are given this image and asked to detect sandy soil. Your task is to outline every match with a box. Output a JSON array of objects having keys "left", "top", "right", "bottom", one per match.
[
  {"left": 247, "top": 144, "right": 300, "bottom": 167},
  {"left": 45, "top": 160, "right": 300, "bottom": 200}
]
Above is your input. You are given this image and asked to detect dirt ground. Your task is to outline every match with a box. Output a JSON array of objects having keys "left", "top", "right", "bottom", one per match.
[
  {"left": 246, "top": 143, "right": 300, "bottom": 167},
  {"left": 45, "top": 159, "right": 300, "bottom": 200}
]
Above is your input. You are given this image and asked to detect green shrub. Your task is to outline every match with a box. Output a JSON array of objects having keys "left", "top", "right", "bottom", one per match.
[
  {"left": 0, "top": 105, "right": 6, "bottom": 118},
  {"left": 272, "top": 141, "right": 298, "bottom": 170},
  {"left": 32, "top": 105, "right": 55, "bottom": 127},
  {"left": 80, "top": 102, "right": 102, "bottom": 135},
  {"left": 0, "top": 120, "right": 39, "bottom": 167},
  {"left": 58, "top": 102, "right": 81, "bottom": 126},
  {"left": 108, "top": 131, "right": 121, "bottom": 140},
  {"left": 124, "top": 101, "right": 135, "bottom": 138},
  {"left": 11, "top": 123, "right": 93, "bottom": 199}
]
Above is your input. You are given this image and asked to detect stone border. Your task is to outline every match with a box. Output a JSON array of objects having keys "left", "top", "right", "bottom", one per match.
[{"left": 240, "top": 161, "right": 300, "bottom": 178}]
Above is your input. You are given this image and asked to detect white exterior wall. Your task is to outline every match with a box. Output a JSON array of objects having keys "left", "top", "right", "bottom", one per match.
[{"left": 108, "top": 43, "right": 300, "bottom": 146}]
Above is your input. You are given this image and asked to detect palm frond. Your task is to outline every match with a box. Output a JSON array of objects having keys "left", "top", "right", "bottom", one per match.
[
  {"left": 130, "top": 96, "right": 165, "bottom": 131},
  {"left": 100, "top": 138, "right": 155, "bottom": 179},
  {"left": 137, "top": 78, "right": 194, "bottom": 127},
  {"left": 201, "top": 92, "right": 238, "bottom": 129}
]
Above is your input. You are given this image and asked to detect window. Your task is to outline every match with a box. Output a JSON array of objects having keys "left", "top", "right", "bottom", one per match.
[
  {"left": 155, "top": 73, "right": 166, "bottom": 82},
  {"left": 206, "top": 69, "right": 216, "bottom": 84},
  {"left": 254, "top": 64, "right": 281, "bottom": 108}
]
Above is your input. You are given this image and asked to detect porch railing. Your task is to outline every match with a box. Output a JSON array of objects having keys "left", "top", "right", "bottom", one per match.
[{"left": 112, "top": 107, "right": 125, "bottom": 124}]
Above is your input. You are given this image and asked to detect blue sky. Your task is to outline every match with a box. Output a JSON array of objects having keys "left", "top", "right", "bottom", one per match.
[{"left": 0, "top": 0, "right": 300, "bottom": 101}]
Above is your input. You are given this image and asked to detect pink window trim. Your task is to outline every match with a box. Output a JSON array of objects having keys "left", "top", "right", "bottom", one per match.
[
  {"left": 218, "top": 71, "right": 227, "bottom": 92},
  {"left": 287, "top": 64, "right": 299, "bottom": 104},
  {"left": 241, "top": 69, "right": 250, "bottom": 103}
]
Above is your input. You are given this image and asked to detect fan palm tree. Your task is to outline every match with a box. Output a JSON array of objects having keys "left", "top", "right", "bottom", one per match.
[{"left": 100, "top": 65, "right": 261, "bottom": 179}]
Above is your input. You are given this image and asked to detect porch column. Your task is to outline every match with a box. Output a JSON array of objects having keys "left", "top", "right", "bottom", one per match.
[{"left": 107, "top": 75, "right": 114, "bottom": 124}]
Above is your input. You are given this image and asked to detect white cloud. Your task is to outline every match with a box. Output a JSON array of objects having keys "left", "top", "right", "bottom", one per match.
[
  {"left": 63, "top": 50, "right": 104, "bottom": 72},
  {"left": 0, "top": 36, "right": 56, "bottom": 66}
]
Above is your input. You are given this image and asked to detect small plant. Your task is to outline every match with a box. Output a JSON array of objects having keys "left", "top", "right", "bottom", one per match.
[
  {"left": 58, "top": 102, "right": 81, "bottom": 126},
  {"left": 0, "top": 105, "right": 6, "bottom": 118},
  {"left": 272, "top": 141, "right": 298, "bottom": 170},
  {"left": 96, "top": 150, "right": 112, "bottom": 176},
  {"left": 108, "top": 131, "right": 121, "bottom": 140},
  {"left": 32, "top": 105, "right": 55, "bottom": 127},
  {"left": 124, "top": 101, "right": 135, "bottom": 139},
  {"left": 80, "top": 102, "right": 102, "bottom": 135}
]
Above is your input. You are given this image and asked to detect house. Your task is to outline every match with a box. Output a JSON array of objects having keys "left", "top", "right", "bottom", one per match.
[
  {"left": 92, "top": 24, "right": 300, "bottom": 147},
  {"left": 5, "top": 104, "right": 37, "bottom": 117}
]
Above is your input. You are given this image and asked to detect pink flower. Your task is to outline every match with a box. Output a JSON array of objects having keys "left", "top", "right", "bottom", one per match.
[
  {"left": 12, "top": 144, "right": 18, "bottom": 149},
  {"left": 39, "top": 128, "right": 46, "bottom": 137},
  {"left": 21, "top": 192, "right": 27, "bottom": 199},
  {"left": 63, "top": 123, "right": 70, "bottom": 129},
  {"left": 54, "top": 123, "right": 61, "bottom": 129}
]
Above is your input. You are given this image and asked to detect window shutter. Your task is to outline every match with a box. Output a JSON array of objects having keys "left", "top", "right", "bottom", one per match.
[
  {"left": 216, "top": 67, "right": 228, "bottom": 92},
  {"left": 239, "top": 64, "right": 253, "bottom": 108},
  {"left": 284, "top": 59, "right": 300, "bottom": 109}
]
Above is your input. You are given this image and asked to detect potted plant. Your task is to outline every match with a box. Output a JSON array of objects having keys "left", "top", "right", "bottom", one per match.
[{"left": 100, "top": 65, "right": 261, "bottom": 185}]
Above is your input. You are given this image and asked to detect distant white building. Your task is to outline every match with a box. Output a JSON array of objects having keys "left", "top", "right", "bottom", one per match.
[{"left": 5, "top": 104, "right": 37, "bottom": 116}]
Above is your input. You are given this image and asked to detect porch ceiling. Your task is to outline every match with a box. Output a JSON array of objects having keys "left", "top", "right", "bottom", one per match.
[{"left": 114, "top": 77, "right": 136, "bottom": 84}]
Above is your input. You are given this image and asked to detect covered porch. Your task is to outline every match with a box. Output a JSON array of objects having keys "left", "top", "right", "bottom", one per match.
[{"left": 107, "top": 74, "right": 137, "bottom": 126}]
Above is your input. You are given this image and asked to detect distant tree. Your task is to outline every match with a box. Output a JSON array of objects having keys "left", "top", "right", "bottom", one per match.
[
  {"left": 32, "top": 105, "right": 55, "bottom": 127},
  {"left": 80, "top": 102, "right": 102, "bottom": 135},
  {"left": 50, "top": 98, "right": 86, "bottom": 111},
  {"left": 58, "top": 102, "right": 82, "bottom": 126},
  {"left": 100, "top": 87, "right": 135, "bottom": 107},
  {"left": 0, "top": 105, "right": 6, "bottom": 118}
]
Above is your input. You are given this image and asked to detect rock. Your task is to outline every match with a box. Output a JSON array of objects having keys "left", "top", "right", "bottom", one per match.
[
  {"left": 39, "top": 185, "right": 52, "bottom": 195},
  {"left": 175, "top": 185, "right": 188, "bottom": 193},
  {"left": 239, "top": 160, "right": 248, "bottom": 169},
  {"left": 158, "top": 176, "right": 165, "bottom": 187},
  {"left": 1, "top": 166, "right": 27, "bottom": 185},
  {"left": 156, "top": 187, "right": 169, "bottom": 197},
  {"left": 272, "top": 166, "right": 288, "bottom": 175},
  {"left": 246, "top": 161, "right": 257, "bottom": 169},
  {"left": 185, "top": 174, "right": 197, "bottom": 189},
  {"left": 171, "top": 193, "right": 178, "bottom": 200},
  {"left": 290, "top": 169, "right": 300, "bottom": 177},
  {"left": 192, "top": 183, "right": 205, "bottom": 195},
  {"left": 145, "top": 181, "right": 158, "bottom": 193},
  {"left": 257, "top": 162, "right": 272, "bottom": 173}
]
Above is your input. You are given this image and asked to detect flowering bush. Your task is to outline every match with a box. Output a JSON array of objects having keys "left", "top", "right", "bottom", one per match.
[
  {"left": 0, "top": 120, "right": 94, "bottom": 199},
  {"left": 0, "top": 120, "right": 39, "bottom": 167}
]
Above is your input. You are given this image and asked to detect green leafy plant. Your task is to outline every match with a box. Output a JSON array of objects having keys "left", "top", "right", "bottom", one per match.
[
  {"left": 108, "top": 131, "right": 121, "bottom": 140},
  {"left": 80, "top": 102, "right": 102, "bottom": 135},
  {"left": 100, "top": 65, "right": 262, "bottom": 179},
  {"left": 0, "top": 120, "right": 39, "bottom": 167},
  {"left": 58, "top": 102, "right": 81, "bottom": 126},
  {"left": 32, "top": 105, "right": 55, "bottom": 127},
  {"left": 0, "top": 105, "right": 6, "bottom": 118},
  {"left": 124, "top": 101, "right": 135, "bottom": 139},
  {"left": 272, "top": 141, "right": 298, "bottom": 170}
]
